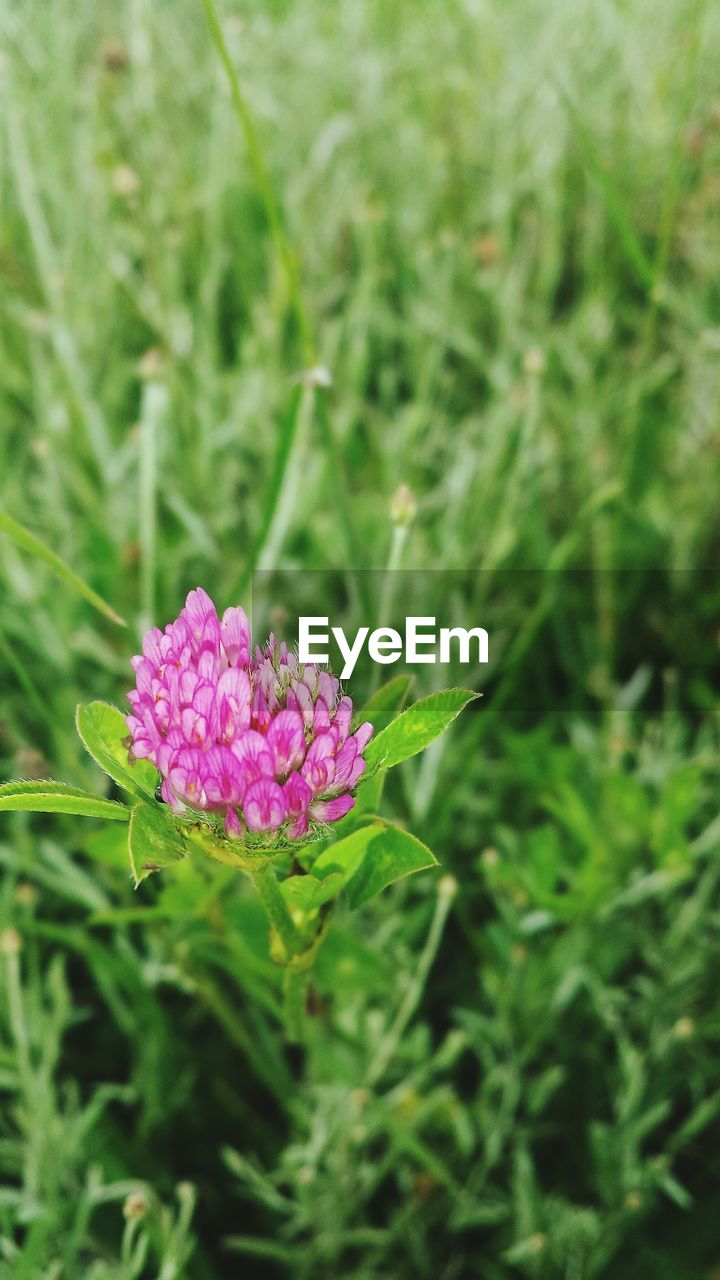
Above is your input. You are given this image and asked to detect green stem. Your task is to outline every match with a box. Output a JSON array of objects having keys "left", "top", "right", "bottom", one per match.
[
  {"left": 251, "top": 862, "right": 303, "bottom": 960},
  {"left": 200, "top": 0, "right": 312, "bottom": 364},
  {"left": 252, "top": 865, "right": 319, "bottom": 1043},
  {"left": 365, "top": 875, "right": 457, "bottom": 1088},
  {"left": 283, "top": 967, "right": 310, "bottom": 1043}
]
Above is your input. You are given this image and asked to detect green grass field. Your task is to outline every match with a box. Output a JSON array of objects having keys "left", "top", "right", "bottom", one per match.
[{"left": 2, "top": 0, "right": 720, "bottom": 1275}]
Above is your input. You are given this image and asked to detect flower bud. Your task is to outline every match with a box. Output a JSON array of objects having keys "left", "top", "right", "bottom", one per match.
[
  {"left": 438, "top": 873, "right": 458, "bottom": 901},
  {"left": 390, "top": 484, "right": 417, "bottom": 527},
  {"left": 15, "top": 883, "right": 37, "bottom": 908},
  {"left": 113, "top": 165, "right": 140, "bottom": 198},
  {"left": 123, "top": 1190, "right": 150, "bottom": 1221},
  {"left": 300, "top": 366, "right": 333, "bottom": 388},
  {"left": 103, "top": 40, "right": 130, "bottom": 72},
  {"left": 474, "top": 233, "right": 503, "bottom": 267},
  {"left": 0, "top": 928, "right": 21, "bottom": 957},
  {"left": 523, "top": 347, "right": 546, "bottom": 376}
]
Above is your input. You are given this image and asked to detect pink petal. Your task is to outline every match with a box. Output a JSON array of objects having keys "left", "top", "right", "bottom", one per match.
[
  {"left": 243, "top": 778, "right": 287, "bottom": 831},
  {"left": 266, "top": 708, "right": 306, "bottom": 776},
  {"left": 313, "top": 697, "right": 331, "bottom": 733},
  {"left": 230, "top": 729, "right": 274, "bottom": 785},
  {"left": 310, "top": 794, "right": 355, "bottom": 823},
  {"left": 333, "top": 737, "right": 358, "bottom": 786},
  {"left": 165, "top": 616, "right": 190, "bottom": 653},
  {"left": 333, "top": 695, "right": 353, "bottom": 741},
  {"left": 221, "top": 606, "right": 251, "bottom": 667},
  {"left": 305, "top": 731, "right": 336, "bottom": 764},
  {"left": 125, "top": 715, "right": 159, "bottom": 764},
  {"left": 288, "top": 813, "right": 309, "bottom": 841},
  {"left": 183, "top": 587, "right": 221, "bottom": 659},
  {"left": 203, "top": 746, "right": 244, "bottom": 806},
  {"left": 352, "top": 722, "right": 374, "bottom": 752},
  {"left": 217, "top": 667, "right": 251, "bottom": 742},
  {"left": 224, "top": 806, "right": 243, "bottom": 837},
  {"left": 283, "top": 771, "right": 312, "bottom": 818},
  {"left": 175, "top": 669, "right": 201, "bottom": 707},
  {"left": 301, "top": 732, "right": 337, "bottom": 795},
  {"left": 168, "top": 747, "right": 210, "bottom": 808},
  {"left": 301, "top": 665, "right": 318, "bottom": 695},
  {"left": 252, "top": 684, "right": 272, "bottom": 732},
  {"left": 133, "top": 657, "right": 155, "bottom": 698},
  {"left": 345, "top": 756, "right": 366, "bottom": 788},
  {"left": 180, "top": 682, "right": 218, "bottom": 748},
  {"left": 197, "top": 650, "right": 219, "bottom": 682},
  {"left": 192, "top": 681, "right": 218, "bottom": 718},
  {"left": 183, "top": 587, "right": 216, "bottom": 631},
  {"left": 156, "top": 729, "right": 182, "bottom": 775},
  {"left": 318, "top": 671, "right": 339, "bottom": 705},
  {"left": 293, "top": 681, "right": 314, "bottom": 728},
  {"left": 141, "top": 626, "right": 164, "bottom": 664},
  {"left": 161, "top": 778, "right": 186, "bottom": 814}
]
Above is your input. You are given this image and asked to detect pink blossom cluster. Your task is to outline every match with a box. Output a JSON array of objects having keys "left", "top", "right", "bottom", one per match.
[{"left": 125, "top": 589, "right": 373, "bottom": 840}]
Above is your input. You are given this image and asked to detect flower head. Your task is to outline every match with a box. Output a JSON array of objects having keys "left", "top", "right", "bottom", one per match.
[{"left": 126, "top": 589, "right": 373, "bottom": 841}]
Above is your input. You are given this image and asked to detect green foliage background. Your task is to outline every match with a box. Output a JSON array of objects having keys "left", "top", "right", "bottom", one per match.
[{"left": 1, "top": 0, "right": 720, "bottom": 1275}]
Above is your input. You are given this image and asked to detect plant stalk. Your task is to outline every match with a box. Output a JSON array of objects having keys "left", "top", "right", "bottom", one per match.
[
  {"left": 283, "top": 967, "right": 310, "bottom": 1043},
  {"left": 251, "top": 862, "right": 303, "bottom": 961}
]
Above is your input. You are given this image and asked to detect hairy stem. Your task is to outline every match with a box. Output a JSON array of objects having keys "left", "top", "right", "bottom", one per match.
[{"left": 251, "top": 861, "right": 303, "bottom": 960}]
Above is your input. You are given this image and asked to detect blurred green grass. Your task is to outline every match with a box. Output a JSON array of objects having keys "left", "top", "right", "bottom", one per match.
[{"left": 1, "top": 0, "right": 720, "bottom": 1275}]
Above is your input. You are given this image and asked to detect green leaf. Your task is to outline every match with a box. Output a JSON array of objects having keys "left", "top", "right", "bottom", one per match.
[
  {"left": 363, "top": 688, "right": 479, "bottom": 772},
  {"left": 280, "top": 871, "right": 344, "bottom": 917},
  {"left": 312, "top": 823, "right": 384, "bottom": 883},
  {"left": 0, "top": 508, "right": 127, "bottom": 626},
  {"left": 76, "top": 702, "right": 157, "bottom": 799},
  {"left": 0, "top": 779, "right": 129, "bottom": 822},
  {"left": 353, "top": 674, "right": 413, "bottom": 734},
  {"left": 128, "top": 803, "right": 188, "bottom": 886},
  {"left": 345, "top": 824, "right": 438, "bottom": 909}
]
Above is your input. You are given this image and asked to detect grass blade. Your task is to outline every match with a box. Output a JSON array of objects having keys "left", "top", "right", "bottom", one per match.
[
  {"left": 200, "top": 0, "right": 310, "bottom": 359},
  {"left": 245, "top": 382, "right": 305, "bottom": 583},
  {"left": 558, "top": 86, "right": 655, "bottom": 290},
  {"left": 201, "top": 0, "right": 368, "bottom": 599},
  {"left": 0, "top": 509, "right": 126, "bottom": 627}
]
